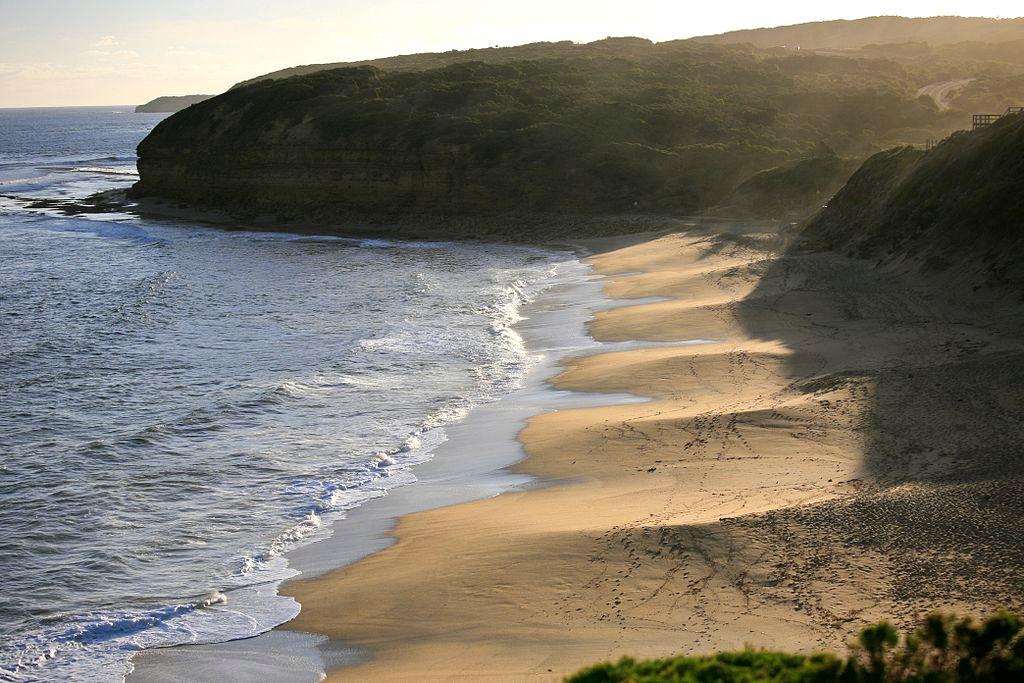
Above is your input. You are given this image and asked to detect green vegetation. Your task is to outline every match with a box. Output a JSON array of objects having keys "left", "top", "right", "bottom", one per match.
[
  {"left": 567, "top": 611, "right": 1024, "bottom": 682},
  {"left": 237, "top": 17, "right": 1024, "bottom": 92},
  {"left": 134, "top": 37, "right": 964, "bottom": 227},
  {"left": 230, "top": 40, "right": 617, "bottom": 90},
  {"left": 569, "top": 651, "right": 843, "bottom": 682},
  {"left": 694, "top": 17, "right": 1024, "bottom": 120},
  {"left": 133, "top": 18, "right": 1024, "bottom": 235},
  {"left": 801, "top": 112, "right": 1024, "bottom": 289},
  {"left": 711, "top": 153, "right": 861, "bottom": 219},
  {"left": 950, "top": 72, "right": 1024, "bottom": 116},
  {"left": 693, "top": 16, "right": 1024, "bottom": 50}
]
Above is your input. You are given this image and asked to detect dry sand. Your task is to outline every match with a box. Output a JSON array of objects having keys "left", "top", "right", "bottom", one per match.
[{"left": 283, "top": 229, "right": 1024, "bottom": 681}]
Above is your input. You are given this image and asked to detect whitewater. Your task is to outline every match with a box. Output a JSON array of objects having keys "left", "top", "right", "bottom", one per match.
[{"left": 0, "top": 106, "right": 581, "bottom": 681}]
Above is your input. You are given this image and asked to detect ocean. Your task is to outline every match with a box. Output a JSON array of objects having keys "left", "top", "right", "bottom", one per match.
[{"left": 0, "top": 106, "right": 581, "bottom": 681}]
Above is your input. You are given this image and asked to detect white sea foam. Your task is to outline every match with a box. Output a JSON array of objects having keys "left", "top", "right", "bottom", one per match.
[
  {"left": 3, "top": 586, "right": 299, "bottom": 683},
  {"left": 232, "top": 255, "right": 569, "bottom": 591},
  {"left": 68, "top": 166, "right": 139, "bottom": 177},
  {"left": 1, "top": 140, "right": 580, "bottom": 683}
]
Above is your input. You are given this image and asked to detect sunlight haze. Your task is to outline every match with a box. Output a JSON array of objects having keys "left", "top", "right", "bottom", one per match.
[{"left": 2, "top": 0, "right": 1023, "bottom": 107}]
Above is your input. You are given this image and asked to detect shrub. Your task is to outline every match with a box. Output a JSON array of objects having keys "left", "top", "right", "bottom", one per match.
[{"left": 565, "top": 611, "right": 1024, "bottom": 683}]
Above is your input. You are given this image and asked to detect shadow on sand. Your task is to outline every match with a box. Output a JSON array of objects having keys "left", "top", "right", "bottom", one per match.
[{"left": 722, "top": 221, "right": 1024, "bottom": 618}]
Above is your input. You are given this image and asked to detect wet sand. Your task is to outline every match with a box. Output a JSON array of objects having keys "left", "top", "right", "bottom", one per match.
[
  {"left": 284, "top": 229, "right": 1024, "bottom": 680},
  {"left": 129, "top": 240, "right": 653, "bottom": 682}
]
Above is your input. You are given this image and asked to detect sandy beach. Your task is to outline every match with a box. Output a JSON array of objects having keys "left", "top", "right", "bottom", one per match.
[
  {"left": 11, "top": 12, "right": 1024, "bottom": 681},
  {"left": 283, "top": 227, "right": 1024, "bottom": 681}
]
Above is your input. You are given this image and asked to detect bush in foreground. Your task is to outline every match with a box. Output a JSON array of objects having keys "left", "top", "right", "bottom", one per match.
[{"left": 567, "top": 611, "right": 1024, "bottom": 682}]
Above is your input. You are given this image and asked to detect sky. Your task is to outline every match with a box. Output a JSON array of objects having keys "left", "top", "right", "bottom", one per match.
[{"left": 2, "top": 0, "right": 1023, "bottom": 107}]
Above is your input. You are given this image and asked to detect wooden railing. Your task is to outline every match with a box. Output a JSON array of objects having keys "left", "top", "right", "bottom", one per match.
[
  {"left": 973, "top": 107, "right": 1024, "bottom": 130},
  {"left": 973, "top": 114, "right": 1002, "bottom": 129}
]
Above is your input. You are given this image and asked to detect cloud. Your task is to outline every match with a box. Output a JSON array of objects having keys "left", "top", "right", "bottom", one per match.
[
  {"left": 91, "top": 35, "right": 119, "bottom": 48},
  {"left": 82, "top": 35, "right": 138, "bottom": 60}
]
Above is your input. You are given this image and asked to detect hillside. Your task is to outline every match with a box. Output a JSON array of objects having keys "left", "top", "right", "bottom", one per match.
[
  {"left": 131, "top": 38, "right": 961, "bottom": 236},
  {"left": 135, "top": 95, "right": 213, "bottom": 113},
  {"left": 709, "top": 153, "right": 861, "bottom": 219},
  {"left": 235, "top": 17, "right": 1024, "bottom": 91},
  {"left": 694, "top": 15, "right": 1024, "bottom": 49},
  {"left": 801, "top": 112, "right": 1024, "bottom": 289},
  {"left": 692, "top": 17, "right": 1024, "bottom": 115},
  {"left": 230, "top": 40, "right": 589, "bottom": 90}
]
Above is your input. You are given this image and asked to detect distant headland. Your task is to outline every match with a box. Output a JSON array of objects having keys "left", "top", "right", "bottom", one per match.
[{"left": 135, "top": 95, "right": 214, "bottom": 113}]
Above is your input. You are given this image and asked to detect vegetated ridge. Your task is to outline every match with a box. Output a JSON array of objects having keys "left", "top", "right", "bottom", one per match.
[
  {"left": 135, "top": 95, "right": 214, "bottom": 113},
  {"left": 692, "top": 15, "right": 1024, "bottom": 49},
  {"left": 234, "top": 17, "right": 1024, "bottom": 91},
  {"left": 131, "top": 36, "right": 964, "bottom": 237},
  {"left": 801, "top": 112, "right": 1024, "bottom": 290}
]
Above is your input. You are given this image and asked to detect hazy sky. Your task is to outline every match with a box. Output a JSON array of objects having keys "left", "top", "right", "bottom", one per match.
[{"left": 2, "top": 0, "right": 1023, "bottom": 107}]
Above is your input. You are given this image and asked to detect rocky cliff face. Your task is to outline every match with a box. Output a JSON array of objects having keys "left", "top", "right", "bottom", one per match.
[
  {"left": 135, "top": 143, "right": 490, "bottom": 217},
  {"left": 133, "top": 136, "right": 657, "bottom": 220}
]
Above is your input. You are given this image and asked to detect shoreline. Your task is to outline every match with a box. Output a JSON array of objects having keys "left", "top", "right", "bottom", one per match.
[
  {"left": 277, "top": 228, "right": 1024, "bottom": 681},
  {"left": 128, "top": 236, "right": 657, "bottom": 681},
  {"left": 277, "top": 229, "right": 831, "bottom": 681},
  {"left": 8, "top": 187, "right": 757, "bottom": 249}
]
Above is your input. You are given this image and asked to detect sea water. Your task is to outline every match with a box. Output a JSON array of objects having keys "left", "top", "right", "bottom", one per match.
[{"left": 0, "top": 107, "right": 580, "bottom": 681}]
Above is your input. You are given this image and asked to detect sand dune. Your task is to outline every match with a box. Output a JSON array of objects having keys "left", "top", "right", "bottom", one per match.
[{"left": 283, "top": 229, "right": 1024, "bottom": 680}]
